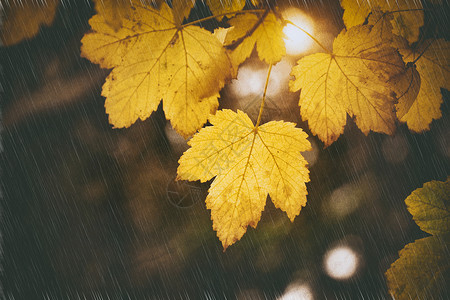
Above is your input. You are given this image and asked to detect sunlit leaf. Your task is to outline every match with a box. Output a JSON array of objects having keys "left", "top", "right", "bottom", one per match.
[
  {"left": 224, "top": 11, "right": 286, "bottom": 68},
  {"left": 1, "top": 0, "right": 59, "bottom": 46},
  {"left": 81, "top": 1, "right": 232, "bottom": 137},
  {"left": 394, "top": 38, "right": 450, "bottom": 132},
  {"left": 177, "top": 109, "right": 311, "bottom": 249},
  {"left": 340, "top": 0, "right": 424, "bottom": 43},
  {"left": 290, "top": 21, "right": 405, "bottom": 146}
]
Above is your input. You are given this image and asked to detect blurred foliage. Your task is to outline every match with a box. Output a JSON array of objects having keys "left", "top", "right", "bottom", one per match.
[{"left": 1, "top": 0, "right": 59, "bottom": 46}]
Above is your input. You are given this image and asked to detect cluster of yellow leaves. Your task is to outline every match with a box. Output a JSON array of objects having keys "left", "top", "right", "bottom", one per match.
[
  {"left": 80, "top": 0, "right": 285, "bottom": 138},
  {"left": 291, "top": 3, "right": 449, "bottom": 146},
  {"left": 394, "top": 37, "right": 450, "bottom": 132},
  {"left": 290, "top": 13, "right": 405, "bottom": 146},
  {"left": 364, "top": 9, "right": 450, "bottom": 133},
  {"left": 340, "top": 0, "right": 423, "bottom": 43},
  {"left": 78, "top": 0, "right": 449, "bottom": 248},
  {"left": 177, "top": 110, "right": 311, "bottom": 249},
  {"left": 7, "top": 0, "right": 447, "bottom": 249},
  {"left": 0, "top": 0, "right": 59, "bottom": 46},
  {"left": 3, "top": 0, "right": 448, "bottom": 145},
  {"left": 385, "top": 178, "right": 450, "bottom": 299}
]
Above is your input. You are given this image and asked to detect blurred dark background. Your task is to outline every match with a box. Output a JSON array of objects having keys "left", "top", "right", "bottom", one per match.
[{"left": 1, "top": 0, "right": 449, "bottom": 298}]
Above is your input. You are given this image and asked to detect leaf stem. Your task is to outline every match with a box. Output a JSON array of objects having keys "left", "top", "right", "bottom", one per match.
[
  {"left": 283, "top": 19, "right": 332, "bottom": 54},
  {"left": 255, "top": 64, "right": 273, "bottom": 128}
]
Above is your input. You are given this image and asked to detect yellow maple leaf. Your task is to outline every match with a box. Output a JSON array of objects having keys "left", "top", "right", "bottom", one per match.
[
  {"left": 394, "top": 38, "right": 450, "bottom": 132},
  {"left": 290, "top": 21, "right": 405, "bottom": 146},
  {"left": 177, "top": 109, "right": 311, "bottom": 249},
  {"left": 224, "top": 11, "right": 286, "bottom": 68},
  {"left": 340, "top": 0, "right": 424, "bottom": 43},
  {"left": 81, "top": 1, "right": 232, "bottom": 137},
  {"left": 1, "top": 0, "right": 59, "bottom": 46}
]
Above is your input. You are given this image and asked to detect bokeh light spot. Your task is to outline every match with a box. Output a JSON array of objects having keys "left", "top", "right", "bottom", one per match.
[
  {"left": 230, "top": 59, "right": 293, "bottom": 98},
  {"left": 279, "top": 284, "right": 314, "bottom": 300},
  {"left": 282, "top": 8, "right": 314, "bottom": 56},
  {"left": 231, "top": 65, "right": 265, "bottom": 98},
  {"left": 382, "top": 134, "right": 409, "bottom": 164},
  {"left": 324, "top": 246, "right": 359, "bottom": 280}
]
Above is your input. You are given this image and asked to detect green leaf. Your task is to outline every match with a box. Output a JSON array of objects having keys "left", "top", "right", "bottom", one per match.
[
  {"left": 405, "top": 178, "right": 450, "bottom": 235},
  {"left": 386, "top": 178, "right": 450, "bottom": 299},
  {"left": 386, "top": 236, "right": 450, "bottom": 299}
]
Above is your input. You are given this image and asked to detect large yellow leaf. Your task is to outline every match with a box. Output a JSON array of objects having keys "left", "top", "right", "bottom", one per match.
[
  {"left": 224, "top": 11, "right": 286, "bottom": 68},
  {"left": 386, "top": 178, "right": 450, "bottom": 299},
  {"left": 405, "top": 178, "right": 450, "bottom": 236},
  {"left": 81, "top": 1, "right": 232, "bottom": 137},
  {"left": 394, "top": 38, "right": 450, "bottom": 132},
  {"left": 290, "top": 21, "right": 405, "bottom": 146},
  {"left": 177, "top": 109, "right": 311, "bottom": 249},
  {"left": 340, "top": 0, "right": 423, "bottom": 43},
  {"left": 1, "top": 0, "right": 59, "bottom": 46}
]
